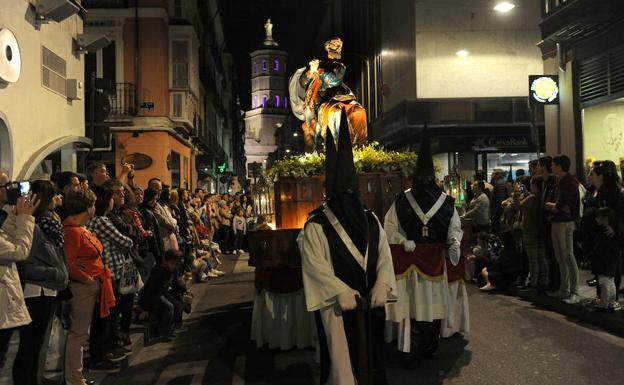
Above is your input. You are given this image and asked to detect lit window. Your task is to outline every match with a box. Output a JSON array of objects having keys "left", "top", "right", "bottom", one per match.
[
  {"left": 273, "top": 59, "right": 280, "bottom": 72},
  {"left": 262, "top": 95, "right": 267, "bottom": 108},
  {"left": 262, "top": 60, "right": 267, "bottom": 72},
  {"left": 275, "top": 95, "right": 280, "bottom": 107}
]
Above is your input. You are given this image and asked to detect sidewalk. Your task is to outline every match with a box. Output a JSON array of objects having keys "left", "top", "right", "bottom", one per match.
[
  {"left": 0, "top": 252, "right": 251, "bottom": 385},
  {"left": 506, "top": 269, "right": 624, "bottom": 337}
]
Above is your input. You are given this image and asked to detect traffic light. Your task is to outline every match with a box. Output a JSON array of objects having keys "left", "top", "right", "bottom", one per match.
[{"left": 216, "top": 161, "right": 227, "bottom": 174}]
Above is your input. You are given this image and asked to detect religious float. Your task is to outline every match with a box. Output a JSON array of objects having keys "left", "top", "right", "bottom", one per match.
[{"left": 247, "top": 34, "right": 469, "bottom": 351}]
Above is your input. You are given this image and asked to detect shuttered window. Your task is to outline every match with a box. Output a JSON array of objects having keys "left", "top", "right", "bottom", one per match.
[
  {"left": 579, "top": 45, "right": 624, "bottom": 105},
  {"left": 42, "top": 46, "right": 66, "bottom": 97},
  {"left": 172, "top": 40, "right": 189, "bottom": 87}
]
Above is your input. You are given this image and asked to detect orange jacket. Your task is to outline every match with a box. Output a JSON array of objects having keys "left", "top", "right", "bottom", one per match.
[{"left": 63, "top": 218, "right": 116, "bottom": 317}]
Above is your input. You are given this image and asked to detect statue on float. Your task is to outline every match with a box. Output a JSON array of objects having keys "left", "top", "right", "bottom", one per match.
[{"left": 289, "top": 37, "right": 368, "bottom": 152}]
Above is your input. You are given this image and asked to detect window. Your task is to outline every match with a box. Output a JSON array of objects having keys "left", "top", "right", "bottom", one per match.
[
  {"left": 174, "top": 0, "right": 182, "bottom": 18},
  {"left": 273, "top": 59, "right": 280, "bottom": 72},
  {"left": 261, "top": 60, "right": 267, "bottom": 72},
  {"left": 170, "top": 151, "right": 181, "bottom": 188},
  {"left": 275, "top": 95, "right": 280, "bottom": 107},
  {"left": 42, "top": 46, "right": 66, "bottom": 96},
  {"left": 172, "top": 41, "right": 189, "bottom": 87},
  {"left": 172, "top": 93, "right": 183, "bottom": 117},
  {"left": 262, "top": 95, "right": 267, "bottom": 108}
]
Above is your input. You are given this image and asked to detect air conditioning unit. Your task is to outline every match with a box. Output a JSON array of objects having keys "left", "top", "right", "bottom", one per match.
[
  {"left": 66, "top": 79, "right": 83, "bottom": 100},
  {"left": 74, "top": 34, "right": 111, "bottom": 54},
  {"left": 36, "top": 0, "right": 81, "bottom": 23}
]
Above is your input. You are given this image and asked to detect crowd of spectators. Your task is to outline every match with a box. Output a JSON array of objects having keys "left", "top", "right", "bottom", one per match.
[
  {"left": 0, "top": 162, "right": 258, "bottom": 385},
  {"left": 463, "top": 155, "right": 624, "bottom": 313}
]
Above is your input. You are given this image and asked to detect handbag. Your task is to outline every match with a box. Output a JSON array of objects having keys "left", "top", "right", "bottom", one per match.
[
  {"left": 163, "top": 232, "right": 179, "bottom": 251},
  {"left": 119, "top": 257, "right": 143, "bottom": 295}
]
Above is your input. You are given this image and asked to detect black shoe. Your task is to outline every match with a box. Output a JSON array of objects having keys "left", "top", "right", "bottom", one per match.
[
  {"left": 89, "top": 361, "right": 120, "bottom": 373},
  {"left": 587, "top": 279, "right": 598, "bottom": 287}
]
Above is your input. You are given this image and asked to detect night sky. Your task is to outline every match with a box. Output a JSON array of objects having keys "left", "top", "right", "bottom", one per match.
[{"left": 219, "top": 0, "right": 329, "bottom": 111}]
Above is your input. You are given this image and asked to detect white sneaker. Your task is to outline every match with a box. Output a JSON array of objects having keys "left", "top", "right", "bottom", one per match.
[
  {"left": 479, "top": 283, "right": 495, "bottom": 291},
  {"left": 563, "top": 294, "right": 580, "bottom": 304},
  {"left": 199, "top": 273, "right": 208, "bottom": 282},
  {"left": 212, "top": 269, "right": 225, "bottom": 276},
  {"left": 238, "top": 249, "right": 246, "bottom": 254},
  {"left": 206, "top": 271, "right": 219, "bottom": 278}
]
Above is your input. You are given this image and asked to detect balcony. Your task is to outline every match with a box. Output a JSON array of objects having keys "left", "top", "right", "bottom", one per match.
[
  {"left": 106, "top": 83, "right": 136, "bottom": 121},
  {"left": 539, "top": 0, "right": 624, "bottom": 46},
  {"left": 81, "top": 0, "right": 129, "bottom": 8}
]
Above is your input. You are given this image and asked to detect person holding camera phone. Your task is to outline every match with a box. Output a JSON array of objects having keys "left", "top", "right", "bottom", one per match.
[{"left": 0, "top": 172, "right": 40, "bottom": 369}]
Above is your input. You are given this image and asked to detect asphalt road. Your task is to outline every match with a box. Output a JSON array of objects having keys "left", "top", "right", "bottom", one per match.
[{"left": 107, "top": 254, "right": 624, "bottom": 385}]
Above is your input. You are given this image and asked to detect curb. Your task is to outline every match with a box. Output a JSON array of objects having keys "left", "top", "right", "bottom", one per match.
[{"left": 512, "top": 287, "right": 624, "bottom": 337}]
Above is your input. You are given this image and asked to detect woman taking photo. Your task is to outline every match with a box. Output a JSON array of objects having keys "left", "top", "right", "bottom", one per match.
[{"left": 13, "top": 180, "right": 68, "bottom": 385}]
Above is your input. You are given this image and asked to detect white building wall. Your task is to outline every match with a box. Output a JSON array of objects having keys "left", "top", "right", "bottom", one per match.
[
  {"left": 0, "top": 0, "right": 85, "bottom": 178},
  {"left": 415, "top": 0, "right": 543, "bottom": 98}
]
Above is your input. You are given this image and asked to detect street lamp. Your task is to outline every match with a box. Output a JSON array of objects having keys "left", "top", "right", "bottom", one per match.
[{"left": 252, "top": 175, "right": 273, "bottom": 222}]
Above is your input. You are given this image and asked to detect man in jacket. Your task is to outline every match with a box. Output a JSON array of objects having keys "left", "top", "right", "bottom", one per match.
[{"left": 0, "top": 172, "right": 39, "bottom": 368}]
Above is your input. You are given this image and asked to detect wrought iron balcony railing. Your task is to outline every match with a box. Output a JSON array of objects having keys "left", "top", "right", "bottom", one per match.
[{"left": 107, "top": 82, "right": 136, "bottom": 118}]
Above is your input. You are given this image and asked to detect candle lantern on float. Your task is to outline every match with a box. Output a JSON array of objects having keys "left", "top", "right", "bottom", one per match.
[{"left": 252, "top": 175, "right": 274, "bottom": 222}]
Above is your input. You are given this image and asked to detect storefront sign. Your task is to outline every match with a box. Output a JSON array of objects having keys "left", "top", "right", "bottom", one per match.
[
  {"left": 529, "top": 75, "right": 559, "bottom": 105},
  {"left": 473, "top": 136, "right": 531, "bottom": 150},
  {"left": 122, "top": 153, "right": 152, "bottom": 170}
]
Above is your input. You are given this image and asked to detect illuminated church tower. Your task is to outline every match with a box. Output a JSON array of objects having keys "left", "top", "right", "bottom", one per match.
[{"left": 244, "top": 19, "right": 290, "bottom": 176}]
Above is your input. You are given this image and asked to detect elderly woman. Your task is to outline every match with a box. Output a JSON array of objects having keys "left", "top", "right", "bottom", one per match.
[{"left": 63, "top": 189, "right": 116, "bottom": 383}]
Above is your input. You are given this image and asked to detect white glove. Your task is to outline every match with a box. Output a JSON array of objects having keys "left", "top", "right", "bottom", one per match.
[
  {"left": 337, "top": 289, "right": 360, "bottom": 311},
  {"left": 403, "top": 240, "right": 416, "bottom": 253},
  {"left": 370, "top": 281, "right": 389, "bottom": 308}
]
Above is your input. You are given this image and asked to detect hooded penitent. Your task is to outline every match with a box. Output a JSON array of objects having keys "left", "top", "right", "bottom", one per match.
[
  {"left": 411, "top": 124, "right": 442, "bottom": 210},
  {"left": 507, "top": 165, "right": 514, "bottom": 183},
  {"left": 325, "top": 108, "right": 368, "bottom": 256}
]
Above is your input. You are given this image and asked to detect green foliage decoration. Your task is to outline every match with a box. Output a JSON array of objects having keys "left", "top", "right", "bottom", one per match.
[{"left": 265, "top": 142, "right": 434, "bottom": 183}]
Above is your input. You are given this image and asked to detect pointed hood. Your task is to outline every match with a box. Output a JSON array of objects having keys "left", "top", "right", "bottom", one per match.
[
  {"left": 412, "top": 124, "right": 436, "bottom": 187},
  {"left": 507, "top": 165, "right": 514, "bottom": 182},
  {"left": 325, "top": 108, "right": 368, "bottom": 256},
  {"left": 410, "top": 123, "right": 443, "bottom": 208}
]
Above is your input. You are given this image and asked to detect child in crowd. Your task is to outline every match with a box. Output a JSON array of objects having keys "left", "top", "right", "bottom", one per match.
[
  {"left": 590, "top": 208, "right": 621, "bottom": 312},
  {"left": 254, "top": 214, "right": 272, "bottom": 231},
  {"left": 232, "top": 207, "right": 247, "bottom": 254}
]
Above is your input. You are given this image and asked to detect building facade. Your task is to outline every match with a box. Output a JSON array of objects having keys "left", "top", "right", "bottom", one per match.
[
  {"left": 82, "top": 0, "right": 240, "bottom": 191},
  {"left": 538, "top": 0, "right": 624, "bottom": 178},
  {"left": 0, "top": 0, "right": 91, "bottom": 180},
  {"left": 318, "top": 0, "right": 546, "bottom": 180},
  {"left": 243, "top": 20, "right": 290, "bottom": 178}
]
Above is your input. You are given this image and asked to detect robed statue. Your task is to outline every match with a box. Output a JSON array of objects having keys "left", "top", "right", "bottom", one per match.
[{"left": 289, "top": 37, "right": 368, "bottom": 152}]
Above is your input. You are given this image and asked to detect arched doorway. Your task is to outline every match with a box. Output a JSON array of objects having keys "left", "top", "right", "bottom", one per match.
[{"left": 0, "top": 112, "right": 13, "bottom": 178}]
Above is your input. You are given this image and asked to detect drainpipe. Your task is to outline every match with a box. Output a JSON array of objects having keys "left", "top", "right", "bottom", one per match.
[{"left": 134, "top": 0, "right": 140, "bottom": 113}]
